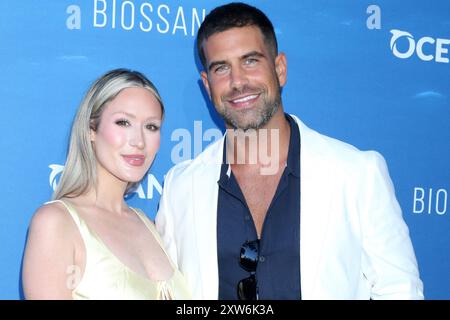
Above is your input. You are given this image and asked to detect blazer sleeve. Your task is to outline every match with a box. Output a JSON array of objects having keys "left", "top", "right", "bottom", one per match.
[{"left": 358, "top": 151, "right": 424, "bottom": 299}]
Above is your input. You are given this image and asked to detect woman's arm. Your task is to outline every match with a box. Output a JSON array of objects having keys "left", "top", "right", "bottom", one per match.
[{"left": 22, "top": 203, "right": 77, "bottom": 299}]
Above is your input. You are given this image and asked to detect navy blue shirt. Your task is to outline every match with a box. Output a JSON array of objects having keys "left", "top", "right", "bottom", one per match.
[{"left": 217, "top": 114, "right": 301, "bottom": 300}]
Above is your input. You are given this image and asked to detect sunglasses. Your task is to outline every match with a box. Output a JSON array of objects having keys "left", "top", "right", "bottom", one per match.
[{"left": 237, "top": 239, "right": 260, "bottom": 300}]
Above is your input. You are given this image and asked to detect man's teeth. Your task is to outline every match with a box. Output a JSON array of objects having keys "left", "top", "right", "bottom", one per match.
[{"left": 232, "top": 94, "right": 258, "bottom": 103}]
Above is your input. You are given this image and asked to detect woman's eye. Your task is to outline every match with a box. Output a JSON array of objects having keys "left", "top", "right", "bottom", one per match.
[{"left": 115, "top": 119, "right": 130, "bottom": 127}]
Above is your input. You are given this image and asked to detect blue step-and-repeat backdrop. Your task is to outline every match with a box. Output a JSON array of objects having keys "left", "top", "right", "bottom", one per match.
[{"left": 0, "top": 1, "right": 448, "bottom": 299}]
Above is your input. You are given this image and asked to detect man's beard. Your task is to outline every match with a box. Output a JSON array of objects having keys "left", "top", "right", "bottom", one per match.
[{"left": 217, "top": 84, "right": 282, "bottom": 131}]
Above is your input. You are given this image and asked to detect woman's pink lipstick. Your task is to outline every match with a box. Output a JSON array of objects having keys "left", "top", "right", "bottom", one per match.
[{"left": 122, "top": 154, "right": 145, "bottom": 166}]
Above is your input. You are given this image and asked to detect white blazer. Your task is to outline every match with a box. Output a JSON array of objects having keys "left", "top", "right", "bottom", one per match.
[{"left": 156, "top": 115, "right": 424, "bottom": 300}]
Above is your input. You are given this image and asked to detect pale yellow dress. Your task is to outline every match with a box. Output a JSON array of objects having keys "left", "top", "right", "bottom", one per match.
[{"left": 51, "top": 200, "right": 191, "bottom": 300}]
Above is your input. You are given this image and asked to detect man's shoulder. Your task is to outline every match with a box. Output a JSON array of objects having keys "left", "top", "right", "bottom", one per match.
[
  {"left": 296, "top": 115, "right": 383, "bottom": 167},
  {"left": 309, "top": 128, "right": 363, "bottom": 156}
]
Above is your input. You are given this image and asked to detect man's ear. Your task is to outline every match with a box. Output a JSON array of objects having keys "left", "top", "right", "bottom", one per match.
[
  {"left": 200, "top": 71, "right": 211, "bottom": 98},
  {"left": 275, "top": 52, "right": 287, "bottom": 87}
]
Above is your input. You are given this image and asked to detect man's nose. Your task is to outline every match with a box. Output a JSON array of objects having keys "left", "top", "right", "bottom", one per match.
[{"left": 230, "top": 65, "right": 249, "bottom": 90}]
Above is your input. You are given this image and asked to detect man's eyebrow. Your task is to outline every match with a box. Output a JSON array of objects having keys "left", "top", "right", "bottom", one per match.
[{"left": 241, "top": 51, "right": 265, "bottom": 60}]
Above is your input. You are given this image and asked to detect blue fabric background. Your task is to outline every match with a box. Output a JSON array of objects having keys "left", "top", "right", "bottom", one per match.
[{"left": 0, "top": 0, "right": 448, "bottom": 299}]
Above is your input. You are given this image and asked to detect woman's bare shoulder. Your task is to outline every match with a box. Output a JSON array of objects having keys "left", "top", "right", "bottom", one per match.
[{"left": 28, "top": 201, "right": 75, "bottom": 235}]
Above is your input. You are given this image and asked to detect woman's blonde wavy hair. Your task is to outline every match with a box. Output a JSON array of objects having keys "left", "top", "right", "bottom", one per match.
[{"left": 52, "top": 69, "right": 164, "bottom": 200}]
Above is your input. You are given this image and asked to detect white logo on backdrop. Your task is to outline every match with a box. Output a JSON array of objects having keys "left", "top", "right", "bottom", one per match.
[
  {"left": 366, "top": 6, "right": 449, "bottom": 63},
  {"left": 49, "top": 164, "right": 65, "bottom": 191},
  {"left": 390, "top": 30, "right": 415, "bottom": 59},
  {"left": 413, "top": 187, "right": 448, "bottom": 215},
  {"left": 390, "top": 29, "right": 450, "bottom": 63},
  {"left": 66, "top": 1, "right": 206, "bottom": 36}
]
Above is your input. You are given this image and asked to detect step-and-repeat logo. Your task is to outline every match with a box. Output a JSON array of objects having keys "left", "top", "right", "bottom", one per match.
[
  {"left": 49, "top": 164, "right": 65, "bottom": 191},
  {"left": 366, "top": 5, "right": 449, "bottom": 63},
  {"left": 66, "top": 0, "right": 206, "bottom": 36},
  {"left": 413, "top": 187, "right": 448, "bottom": 215},
  {"left": 390, "top": 29, "right": 450, "bottom": 63}
]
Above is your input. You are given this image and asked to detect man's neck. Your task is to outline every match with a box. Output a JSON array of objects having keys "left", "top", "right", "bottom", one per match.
[{"left": 226, "top": 109, "right": 290, "bottom": 175}]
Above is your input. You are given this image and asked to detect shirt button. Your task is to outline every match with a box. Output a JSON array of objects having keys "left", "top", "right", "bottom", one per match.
[
  {"left": 244, "top": 215, "right": 251, "bottom": 221},
  {"left": 259, "top": 256, "right": 265, "bottom": 262}
]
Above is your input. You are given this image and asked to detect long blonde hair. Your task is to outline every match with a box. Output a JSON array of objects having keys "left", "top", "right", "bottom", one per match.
[{"left": 53, "top": 69, "right": 164, "bottom": 200}]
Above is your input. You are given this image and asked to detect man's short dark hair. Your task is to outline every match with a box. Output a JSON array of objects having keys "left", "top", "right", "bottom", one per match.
[{"left": 197, "top": 2, "right": 278, "bottom": 69}]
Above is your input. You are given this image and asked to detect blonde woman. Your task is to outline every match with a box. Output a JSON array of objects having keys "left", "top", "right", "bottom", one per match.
[{"left": 22, "top": 69, "right": 190, "bottom": 299}]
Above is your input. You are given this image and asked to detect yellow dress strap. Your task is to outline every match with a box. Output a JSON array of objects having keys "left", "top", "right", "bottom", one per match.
[{"left": 45, "top": 199, "right": 83, "bottom": 228}]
